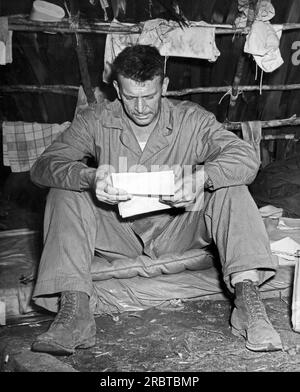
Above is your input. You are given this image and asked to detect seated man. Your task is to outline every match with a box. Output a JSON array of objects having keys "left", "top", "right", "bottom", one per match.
[{"left": 30, "top": 44, "right": 282, "bottom": 355}]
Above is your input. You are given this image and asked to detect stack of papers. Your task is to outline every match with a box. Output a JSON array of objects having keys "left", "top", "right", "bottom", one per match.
[
  {"left": 270, "top": 236, "right": 300, "bottom": 266},
  {"left": 277, "top": 218, "right": 300, "bottom": 231},
  {"left": 111, "top": 171, "right": 175, "bottom": 218}
]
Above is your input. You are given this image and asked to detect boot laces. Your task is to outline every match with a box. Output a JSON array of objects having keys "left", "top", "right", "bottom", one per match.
[
  {"left": 52, "top": 292, "right": 78, "bottom": 327},
  {"left": 243, "top": 281, "right": 268, "bottom": 321}
]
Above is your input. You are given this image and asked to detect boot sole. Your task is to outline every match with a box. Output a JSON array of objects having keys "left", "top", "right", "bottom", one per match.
[
  {"left": 32, "top": 335, "right": 96, "bottom": 356},
  {"left": 231, "top": 326, "right": 283, "bottom": 352}
]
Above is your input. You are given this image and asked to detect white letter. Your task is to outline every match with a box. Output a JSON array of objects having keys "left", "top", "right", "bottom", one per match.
[{"left": 291, "top": 41, "right": 300, "bottom": 66}]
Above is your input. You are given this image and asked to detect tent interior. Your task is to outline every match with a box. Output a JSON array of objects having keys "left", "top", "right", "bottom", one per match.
[{"left": 1, "top": 0, "right": 300, "bottom": 372}]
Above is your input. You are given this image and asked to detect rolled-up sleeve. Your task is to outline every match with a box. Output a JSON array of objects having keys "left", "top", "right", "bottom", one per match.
[
  {"left": 30, "top": 109, "right": 97, "bottom": 191},
  {"left": 196, "top": 113, "right": 260, "bottom": 190}
]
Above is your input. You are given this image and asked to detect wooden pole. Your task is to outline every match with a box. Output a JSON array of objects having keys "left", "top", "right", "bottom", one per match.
[
  {"left": 7, "top": 14, "right": 300, "bottom": 35},
  {"left": 227, "top": 0, "right": 258, "bottom": 121},
  {"left": 165, "top": 83, "right": 300, "bottom": 96},
  {"left": 7, "top": 14, "right": 142, "bottom": 34},
  {"left": 75, "top": 34, "right": 96, "bottom": 104},
  {"left": 69, "top": 1, "right": 95, "bottom": 104},
  {"left": 2, "top": 83, "right": 300, "bottom": 96},
  {"left": 0, "top": 85, "right": 79, "bottom": 95},
  {"left": 224, "top": 114, "right": 300, "bottom": 130}
]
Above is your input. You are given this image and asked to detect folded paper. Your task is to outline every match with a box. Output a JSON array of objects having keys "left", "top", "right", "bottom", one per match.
[
  {"left": 111, "top": 170, "right": 174, "bottom": 195},
  {"left": 111, "top": 171, "right": 175, "bottom": 218},
  {"left": 117, "top": 196, "right": 172, "bottom": 218}
]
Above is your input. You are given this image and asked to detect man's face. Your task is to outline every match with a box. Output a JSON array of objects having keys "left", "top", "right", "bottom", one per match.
[{"left": 114, "top": 75, "right": 169, "bottom": 127}]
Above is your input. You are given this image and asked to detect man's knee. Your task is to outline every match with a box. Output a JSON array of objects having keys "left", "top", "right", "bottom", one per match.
[
  {"left": 204, "top": 185, "right": 259, "bottom": 219},
  {"left": 219, "top": 184, "right": 249, "bottom": 197},
  {"left": 213, "top": 185, "right": 255, "bottom": 205}
]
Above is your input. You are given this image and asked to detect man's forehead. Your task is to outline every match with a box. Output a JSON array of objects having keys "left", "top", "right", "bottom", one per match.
[{"left": 118, "top": 75, "right": 161, "bottom": 92}]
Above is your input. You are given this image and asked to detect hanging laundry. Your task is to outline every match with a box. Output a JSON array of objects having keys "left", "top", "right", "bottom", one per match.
[
  {"left": 2, "top": 121, "right": 70, "bottom": 172},
  {"left": 103, "top": 20, "right": 139, "bottom": 83},
  {"left": 137, "top": 18, "right": 174, "bottom": 49},
  {"left": 244, "top": 20, "right": 283, "bottom": 73},
  {"left": 103, "top": 18, "right": 220, "bottom": 82},
  {"left": 139, "top": 19, "right": 220, "bottom": 61},
  {"left": 0, "top": 17, "right": 13, "bottom": 65},
  {"left": 240, "top": 1, "right": 283, "bottom": 73}
]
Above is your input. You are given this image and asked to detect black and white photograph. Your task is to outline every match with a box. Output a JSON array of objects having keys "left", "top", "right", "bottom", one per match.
[{"left": 1, "top": 0, "right": 300, "bottom": 378}]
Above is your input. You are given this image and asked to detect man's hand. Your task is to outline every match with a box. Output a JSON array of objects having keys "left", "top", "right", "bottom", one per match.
[
  {"left": 94, "top": 169, "right": 132, "bottom": 205},
  {"left": 160, "top": 166, "right": 205, "bottom": 209}
]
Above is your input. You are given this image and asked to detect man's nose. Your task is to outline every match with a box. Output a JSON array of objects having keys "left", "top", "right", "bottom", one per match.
[{"left": 135, "top": 97, "right": 145, "bottom": 113}]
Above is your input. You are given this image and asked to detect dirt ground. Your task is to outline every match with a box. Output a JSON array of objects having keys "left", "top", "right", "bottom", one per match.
[{"left": 1, "top": 296, "right": 300, "bottom": 372}]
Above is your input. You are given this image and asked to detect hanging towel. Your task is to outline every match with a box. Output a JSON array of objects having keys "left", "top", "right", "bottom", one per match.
[
  {"left": 103, "top": 19, "right": 220, "bottom": 82},
  {"left": 241, "top": 120, "right": 262, "bottom": 162},
  {"left": 139, "top": 19, "right": 220, "bottom": 61},
  {"left": 2, "top": 121, "right": 70, "bottom": 172},
  {"left": 0, "top": 17, "right": 13, "bottom": 65},
  {"left": 237, "top": 0, "right": 283, "bottom": 73},
  {"left": 103, "top": 20, "right": 140, "bottom": 83}
]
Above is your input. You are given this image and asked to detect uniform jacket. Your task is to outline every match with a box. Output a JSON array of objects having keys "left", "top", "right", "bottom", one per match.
[{"left": 30, "top": 97, "right": 260, "bottom": 192}]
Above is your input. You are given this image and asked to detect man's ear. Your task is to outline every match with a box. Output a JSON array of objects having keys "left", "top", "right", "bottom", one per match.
[
  {"left": 113, "top": 80, "right": 121, "bottom": 99},
  {"left": 162, "top": 76, "right": 169, "bottom": 96}
]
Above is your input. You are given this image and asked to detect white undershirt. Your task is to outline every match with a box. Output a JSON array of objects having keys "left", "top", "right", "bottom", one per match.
[{"left": 139, "top": 141, "right": 146, "bottom": 151}]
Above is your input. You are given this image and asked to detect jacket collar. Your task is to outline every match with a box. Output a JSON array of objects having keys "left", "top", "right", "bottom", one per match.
[{"left": 139, "top": 99, "right": 174, "bottom": 164}]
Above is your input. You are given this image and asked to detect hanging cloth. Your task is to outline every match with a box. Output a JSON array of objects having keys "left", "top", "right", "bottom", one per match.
[
  {"left": 244, "top": 20, "right": 283, "bottom": 73},
  {"left": 139, "top": 19, "right": 220, "bottom": 62},
  {"left": 103, "top": 18, "right": 220, "bottom": 83},
  {"left": 0, "top": 16, "right": 13, "bottom": 65}
]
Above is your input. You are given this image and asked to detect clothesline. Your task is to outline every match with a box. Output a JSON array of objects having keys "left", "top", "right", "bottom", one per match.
[
  {"left": 0, "top": 85, "right": 79, "bottom": 96},
  {"left": 2, "top": 83, "right": 300, "bottom": 97},
  {"left": 166, "top": 84, "right": 300, "bottom": 96},
  {"left": 7, "top": 14, "right": 300, "bottom": 35},
  {"left": 1, "top": 116, "right": 300, "bottom": 134},
  {"left": 224, "top": 115, "right": 300, "bottom": 131}
]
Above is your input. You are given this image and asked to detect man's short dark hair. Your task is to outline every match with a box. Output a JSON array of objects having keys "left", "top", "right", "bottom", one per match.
[{"left": 112, "top": 45, "right": 165, "bottom": 83}]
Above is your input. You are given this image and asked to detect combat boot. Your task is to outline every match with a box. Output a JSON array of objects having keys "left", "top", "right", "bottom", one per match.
[
  {"left": 31, "top": 291, "right": 96, "bottom": 355},
  {"left": 231, "top": 280, "right": 283, "bottom": 352}
]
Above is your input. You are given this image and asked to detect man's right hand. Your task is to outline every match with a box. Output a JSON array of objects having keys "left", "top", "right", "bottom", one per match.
[{"left": 94, "top": 169, "right": 132, "bottom": 205}]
